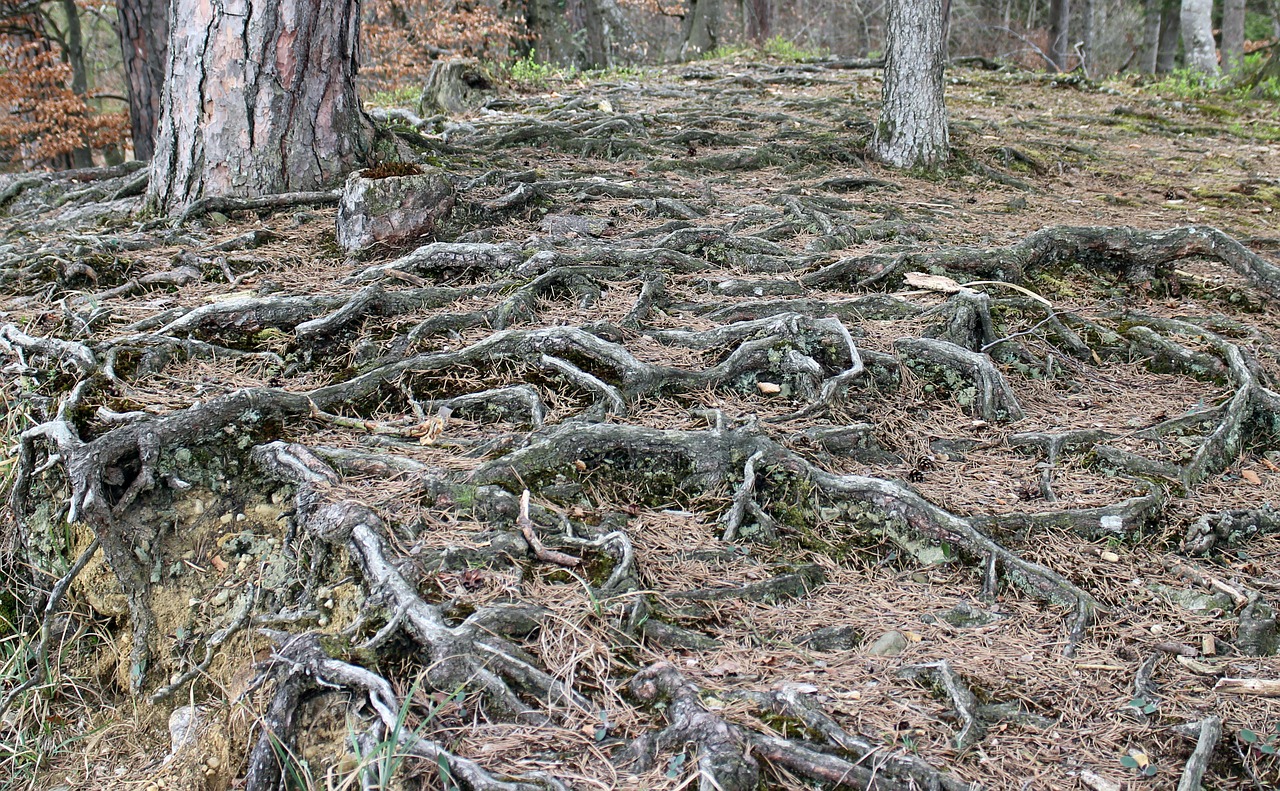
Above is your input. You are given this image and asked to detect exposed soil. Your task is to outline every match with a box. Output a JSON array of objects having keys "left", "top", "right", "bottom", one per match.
[{"left": 4, "top": 57, "right": 1280, "bottom": 791}]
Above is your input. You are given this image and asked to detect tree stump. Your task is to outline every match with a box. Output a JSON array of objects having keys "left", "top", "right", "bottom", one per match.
[
  {"left": 419, "top": 59, "right": 493, "bottom": 116},
  {"left": 336, "top": 165, "right": 455, "bottom": 254}
]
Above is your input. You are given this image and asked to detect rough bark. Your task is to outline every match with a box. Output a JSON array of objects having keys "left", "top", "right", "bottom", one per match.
[
  {"left": 147, "top": 0, "right": 375, "bottom": 215},
  {"left": 1049, "top": 0, "right": 1071, "bottom": 71},
  {"left": 115, "top": 0, "right": 168, "bottom": 161},
  {"left": 873, "top": 0, "right": 949, "bottom": 169},
  {"left": 1180, "top": 0, "right": 1220, "bottom": 75},
  {"left": 1221, "top": 0, "right": 1246, "bottom": 73}
]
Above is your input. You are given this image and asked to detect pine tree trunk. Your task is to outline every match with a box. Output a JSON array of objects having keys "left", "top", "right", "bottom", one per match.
[
  {"left": 873, "top": 0, "right": 948, "bottom": 169},
  {"left": 1049, "top": 0, "right": 1071, "bottom": 71},
  {"left": 1156, "top": 0, "right": 1181, "bottom": 72},
  {"left": 1180, "top": 0, "right": 1220, "bottom": 74},
  {"left": 1080, "top": 0, "right": 1095, "bottom": 75},
  {"left": 1140, "top": 0, "right": 1162, "bottom": 73},
  {"left": 681, "top": 0, "right": 721, "bottom": 59},
  {"left": 1221, "top": 0, "right": 1246, "bottom": 72},
  {"left": 115, "top": 0, "right": 167, "bottom": 161},
  {"left": 147, "top": 0, "right": 374, "bottom": 215}
]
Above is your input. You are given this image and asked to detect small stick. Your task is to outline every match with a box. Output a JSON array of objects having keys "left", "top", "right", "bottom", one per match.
[
  {"left": 518, "top": 490, "right": 580, "bottom": 568},
  {"left": 1177, "top": 715, "right": 1222, "bottom": 791}
]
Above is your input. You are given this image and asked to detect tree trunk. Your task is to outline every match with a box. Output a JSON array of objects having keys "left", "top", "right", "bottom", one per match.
[
  {"left": 116, "top": 0, "right": 168, "bottom": 161},
  {"left": 741, "top": 0, "right": 771, "bottom": 44},
  {"left": 582, "top": 0, "right": 608, "bottom": 67},
  {"left": 58, "top": 0, "right": 93, "bottom": 168},
  {"left": 1140, "top": 0, "right": 1162, "bottom": 72},
  {"left": 1080, "top": 0, "right": 1095, "bottom": 75},
  {"left": 873, "top": 0, "right": 948, "bottom": 169},
  {"left": 1221, "top": 0, "right": 1246, "bottom": 72},
  {"left": 1156, "top": 0, "right": 1181, "bottom": 73},
  {"left": 681, "top": 0, "right": 721, "bottom": 59},
  {"left": 1180, "top": 0, "right": 1219, "bottom": 74},
  {"left": 527, "top": 0, "right": 574, "bottom": 65},
  {"left": 148, "top": 0, "right": 374, "bottom": 216},
  {"left": 1049, "top": 0, "right": 1070, "bottom": 71}
]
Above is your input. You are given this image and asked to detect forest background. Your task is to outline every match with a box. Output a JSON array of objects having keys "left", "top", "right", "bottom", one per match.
[{"left": 1, "top": 0, "right": 1280, "bottom": 171}]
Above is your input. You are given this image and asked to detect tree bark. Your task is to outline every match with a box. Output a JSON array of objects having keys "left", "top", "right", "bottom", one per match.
[
  {"left": 1221, "top": 0, "right": 1246, "bottom": 72},
  {"left": 1140, "top": 0, "right": 1162, "bottom": 72},
  {"left": 741, "top": 0, "right": 771, "bottom": 44},
  {"left": 147, "top": 0, "right": 375, "bottom": 216},
  {"left": 1156, "top": 0, "right": 1181, "bottom": 72},
  {"left": 873, "top": 0, "right": 948, "bottom": 169},
  {"left": 527, "top": 0, "right": 575, "bottom": 65},
  {"left": 1080, "top": 0, "right": 1095, "bottom": 75},
  {"left": 1049, "top": 0, "right": 1070, "bottom": 71},
  {"left": 115, "top": 0, "right": 168, "bottom": 161},
  {"left": 1180, "top": 0, "right": 1220, "bottom": 74},
  {"left": 681, "top": 0, "right": 721, "bottom": 59}
]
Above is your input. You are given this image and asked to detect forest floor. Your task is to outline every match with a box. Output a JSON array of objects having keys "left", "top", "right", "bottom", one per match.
[{"left": 4, "top": 55, "right": 1280, "bottom": 791}]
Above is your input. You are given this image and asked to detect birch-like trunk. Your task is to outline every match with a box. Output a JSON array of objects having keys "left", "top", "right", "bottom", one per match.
[
  {"left": 148, "top": 0, "right": 374, "bottom": 215},
  {"left": 1180, "top": 0, "right": 1220, "bottom": 74},
  {"left": 115, "top": 0, "right": 168, "bottom": 161},
  {"left": 873, "top": 0, "right": 948, "bottom": 169}
]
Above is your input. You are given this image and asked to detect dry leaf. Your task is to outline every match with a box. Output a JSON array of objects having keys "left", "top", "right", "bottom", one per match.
[
  {"left": 903, "top": 271, "right": 964, "bottom": 293},
  {"left": 573, "top": 459, "right": 587, "bottom": 471},
  {"left": 757, "top": 381, "right": 781, "bottom": 394},
  {"left": 1242, "top": 469, "right": 1262, "bottom": 485},
  {"left": 209, "top": 554, "right": 228, "bottom": 573}
]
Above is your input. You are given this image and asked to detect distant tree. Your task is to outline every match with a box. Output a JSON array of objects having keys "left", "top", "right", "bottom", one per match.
[
  {"left": 362, "top": 0, "right": 521, "bottom": 94},
  {"left": 1048, "top": 0, "right": 1070, "bottom": 70},
  {"left": 873, "top": 0, "right": 948, "bottom": 169},
  {"left": 1180, "top": 0, "right": 1218, "bottom": 74},
  {"left": 115, "top": 0, "right": 167, "bottom": 160},
  {"left": 1221, "top": 0, "right": 1246, "bottom": 72},
  {"left": 740, "top": 0, "right": 769, "bottom": 44},
  {"left": 680, "top": 0, "right": 720, "bottom": 58},
  {"left": 148, "top": 0, "right": 374, "bottom": 214}
]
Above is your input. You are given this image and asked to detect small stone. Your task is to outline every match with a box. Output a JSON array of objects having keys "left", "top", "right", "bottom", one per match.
[
  {"left": 866, "top": 630, "right": 909, "bottom": 657},
  {"left": 219, "top": 512, "right": 233, "bottom": 525},
  {"left": 1202, "top": 634, "right": 1216, "bottom": 655},
  {"left": 211, "top": 590, "right": 230, "bottom": 607},
  {"left": 757, "top": 381, "right": 782, "bottom": 394},
  {"left": 318, "top": 615, "right": 330, "bottom": 627},
  {"left": 1100, "top": 550, "right": 1121, "bottom": 562},
  {"left": 235, "top": 513, "right": 246, "bottom": 522},
  {"left": 205, "top": 756, "right": 220, "bottom": 770},
  {"left": 192, "top": 499, "right": 204, "bottom": 515},
  {"left": 206, "top": 211, "right": 229, "bottom": 226},
  {"left": 1150, "top": 623, "right": 1164, "bottom": 635}
]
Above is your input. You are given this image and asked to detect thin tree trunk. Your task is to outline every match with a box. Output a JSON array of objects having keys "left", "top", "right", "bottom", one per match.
[
  {"left": 681, "top": 0, "right": 721, "bottom": 59},
  {"left": 58, "top": 0, "right": 93, "bottom": 167},
  {"left": 873, "top": 0, "right": 948, "bottom": 169},
  {"left": 1180, "top": 0, "right": 1219, "bottom": 74},
  {"left": 582, "top": 0, "right": 608, "bottom": 67},
  {"left": 742, "top": 0, "right": 771, "bottom": 44},
  {"left": 1156, "top": 0, "right": 1181, "bottom": 73},
  {"left": 1080, "top": 0, "right": 1095, "bottom": 75},
  {"left": 1049, "top": 0, "right": 1071, "bottom": 71},
  {"left": 1221, "top": 0, "right": 1246, "bottom": 72},
  {"left": 116, "top": 0, "right": 168, "bottom": 161},
  {"left": 1140, "top": 0, "right": 1162, "bottom": 72},
  {"left": 148, "top": 0, "right": 374, "bottom": 215}
]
